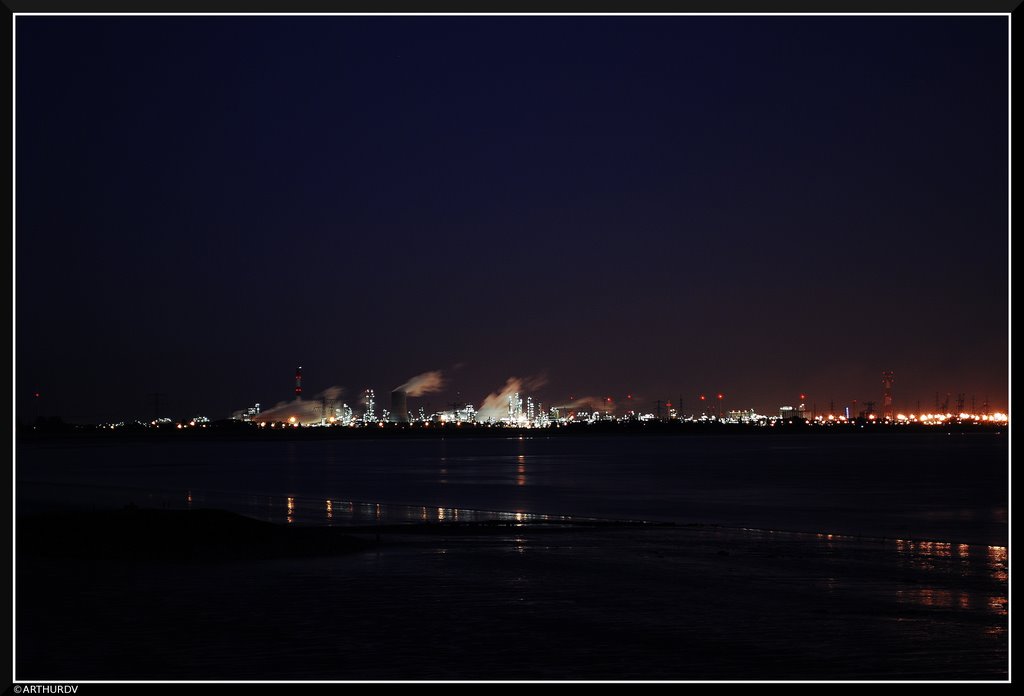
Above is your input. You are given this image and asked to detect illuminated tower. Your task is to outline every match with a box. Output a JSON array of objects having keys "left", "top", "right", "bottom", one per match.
[
  {"left": 295, "top": 366, "right": 303, "bottom": 398},
  {"left": 882, "top": 371, "right": 894, "bottom": 420},
  {"left": 364, "top": 389, "right": 376, "bottom": 423},
  {"left": 508, "top": 392, "right": 522, "bottom": 422}
]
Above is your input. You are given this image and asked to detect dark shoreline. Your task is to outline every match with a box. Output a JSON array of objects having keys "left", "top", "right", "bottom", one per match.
[
  {"left": 16, "top": 506, "right": 674, "bottom": 562},
  {"left": 16, "top": 506, "right": 1009, "bottom": 681}
]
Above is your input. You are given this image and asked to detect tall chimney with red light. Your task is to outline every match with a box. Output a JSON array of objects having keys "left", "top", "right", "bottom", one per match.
[{"left": 295, "top": 366, "right": 303, "bottom": 399}]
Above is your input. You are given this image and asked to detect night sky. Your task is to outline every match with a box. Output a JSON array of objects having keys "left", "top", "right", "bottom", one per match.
[{"left": 15, "top": 15, "right": 1009, "bottom": 423}]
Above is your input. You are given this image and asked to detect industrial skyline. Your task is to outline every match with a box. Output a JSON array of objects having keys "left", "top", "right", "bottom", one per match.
[
  {"left": 22, "top": 357, "right": 1009, "bottom": 426},
  {"left": 31, "top": 365, "right": 1007, "bottom": 429},
  {"left": 251, "top": 367, "right": 998, "bottom": 425}
]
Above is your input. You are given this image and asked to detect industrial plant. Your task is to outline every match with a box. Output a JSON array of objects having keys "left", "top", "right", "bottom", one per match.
[
  {"left": 204, "top": 368, "right": 1007, "bottom": 432},
  {"left": 63, "top": 367, "right": 1006, "bottom": 433}
]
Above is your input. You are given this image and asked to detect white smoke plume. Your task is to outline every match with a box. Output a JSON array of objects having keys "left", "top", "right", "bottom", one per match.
[
  {"left": 476, "top": 375, "right": 548, "bottom": 422},
  {"left": 320, "top": 386, "right": 344, "bottom": 401},
  {"left": 553, "top": 396, "right": 609, "bottom": 413},
  {"left": 251, "top": 386, "right": 346, "bottom": 425},
  {"left": 395, "top": 370, "right": 445, "bottom": 397}
]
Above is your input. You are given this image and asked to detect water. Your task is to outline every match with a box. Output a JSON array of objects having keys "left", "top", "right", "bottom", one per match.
[
  {"left": 15, "top": 432, "right": 1009, "bottom": 680},
  {"left": 17, "top": 432, "right": 1008, "bottom": 544},
  {"left": 17, "top": 524, "right": 1009, "bottom": 679}
]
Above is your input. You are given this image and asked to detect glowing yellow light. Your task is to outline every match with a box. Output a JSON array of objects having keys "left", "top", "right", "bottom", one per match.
[{"left": 289, "top": 416, "right": 297, "bottom": 424}]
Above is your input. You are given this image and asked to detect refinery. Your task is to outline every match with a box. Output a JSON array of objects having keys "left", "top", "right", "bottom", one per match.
[{"left": 69, "top": 367, "right": 1007, "bottom": 432}]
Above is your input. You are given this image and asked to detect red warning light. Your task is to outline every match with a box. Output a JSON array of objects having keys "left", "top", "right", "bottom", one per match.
[
  {"left": 717, "top": 393, "right": 724, "bottom": 400},
  {"left": 700, "top": 395, "right": 706, "bottom": 400},
  {"left": 34, "top": 392, "right": 40, "bottom": 398}
]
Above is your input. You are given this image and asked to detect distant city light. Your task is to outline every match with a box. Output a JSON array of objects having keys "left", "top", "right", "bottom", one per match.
[{"left": 85, "top": 379, "right": 1006, "bottom": 432}]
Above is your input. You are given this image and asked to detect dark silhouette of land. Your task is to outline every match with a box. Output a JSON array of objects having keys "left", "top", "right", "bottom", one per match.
[
  {"left": 18, "top": 507, "right": 376, "bottom": 561},
  {"left": 15, "top": 506, "right": 1009, "bottom": 681}
]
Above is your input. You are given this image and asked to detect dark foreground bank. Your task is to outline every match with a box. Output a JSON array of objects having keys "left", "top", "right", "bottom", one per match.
[{"left": 15, "top": 508, "right": 1008, "bottom": 681}]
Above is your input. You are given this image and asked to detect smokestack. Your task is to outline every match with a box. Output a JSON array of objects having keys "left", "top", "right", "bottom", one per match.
[
  {"left": 295, "top": 366, "right": 302, "bottom": 398},
  {"left": 390, "top": 390, "right": 409, "bottom": 423}
]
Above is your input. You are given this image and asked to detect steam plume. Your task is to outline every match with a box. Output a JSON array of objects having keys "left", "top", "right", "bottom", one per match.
[
  {"left": 395, "top": 370, "right": 445, "bottom": 397},
  {"left": 476, "top": 375, "right": 548, "bottom": 422},
  {"left": 553, "top": 396, "right": 608, "bottom": 413},
  {"left": 251, "top": 386, "right": 346, "bottom": 425}
]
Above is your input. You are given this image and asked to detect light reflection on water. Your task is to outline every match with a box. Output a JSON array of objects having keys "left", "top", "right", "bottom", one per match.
[
  {"left": 892, "top": 587, "right": 1006, "bottom": 618},
  {"left": 897, "top": 587, "right": 955, "bottom": 609},
  {"left": 890, "top": 536, "right": 1008, "bottom": 617},
  {"left": 18, "top": 434, "right": 1007, "bottom": 545},
  {"left": 894, "top": 537, "right": 1005, "bottom": 572},
  {"left": 22, "top": 478, "right": 1010, "bottom": 640},
  {"left": 277, "top": 494, "right": 1006, "bottom": 620},
  {"left": 988, "top": 596, "right": 1007, "bottom": 616},
  {"left": 228, "top": 492, "right": 580, "bottom": 527},
  {"left": 24, "top": 478, "right": 1010, "bottom": 614},
  {"left": 987, "top": 545, "right": 1007, "bottom": 564}
]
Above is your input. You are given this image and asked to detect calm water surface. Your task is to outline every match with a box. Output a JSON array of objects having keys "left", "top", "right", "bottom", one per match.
[{"left": 17, "top": 432, "right": 1008, "bottom": 544}]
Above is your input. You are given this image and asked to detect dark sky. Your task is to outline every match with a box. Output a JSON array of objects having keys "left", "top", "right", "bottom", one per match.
[{"left": 16, "top": 15, "right": 1009, "bottom": 423}]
